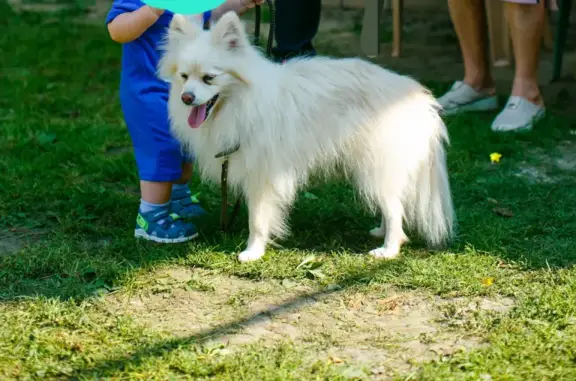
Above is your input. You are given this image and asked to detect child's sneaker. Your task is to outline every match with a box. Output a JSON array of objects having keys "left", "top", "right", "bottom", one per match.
[
  {"left": 134, "top": 209, "right": 198, "bottom": 243},
  {"left": 170, "top": 187, "right": 208, "bottom": 220}
]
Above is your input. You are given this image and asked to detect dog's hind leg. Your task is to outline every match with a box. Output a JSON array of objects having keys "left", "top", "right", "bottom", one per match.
[
  {"left": 369, "top": 197, "right": 408, "bottom": 260},
  {"left": 238, "top": 185, "right": 292, "bottom": 263},
  {"left": 369, "top": 216, "right": 386, "bottom": 239}
]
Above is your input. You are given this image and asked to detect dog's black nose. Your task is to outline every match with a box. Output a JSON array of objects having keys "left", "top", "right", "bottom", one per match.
[{"left": 181, "top": 92, "right": 195, "bottom": 106}]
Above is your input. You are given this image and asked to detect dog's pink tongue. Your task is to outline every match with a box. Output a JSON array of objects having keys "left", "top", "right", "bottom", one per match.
[{"left": 188, "top": 105, "right": 207, "bottom": 129}]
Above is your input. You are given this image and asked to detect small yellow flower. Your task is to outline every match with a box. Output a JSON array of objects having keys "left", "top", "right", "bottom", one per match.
[
  {"left": 490, "top": 152, "right": 502, "bottom": 163},
  {"left": 482, "top": 277, "right": 495, "bottom": 287}
]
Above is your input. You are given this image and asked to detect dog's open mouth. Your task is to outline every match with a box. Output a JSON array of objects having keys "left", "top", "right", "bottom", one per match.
[{"left": 188, "top": 94, "right": 219, "bottom": 129}]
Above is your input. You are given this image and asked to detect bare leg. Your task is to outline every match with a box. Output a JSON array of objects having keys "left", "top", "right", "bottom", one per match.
[
  {"left": 447, "top": 0, "right": 495, "bottom": 93},
  {"left": 140, "top": 181, "right": 172, "bottom": 204},
  {"left": 505, "top": 1, "right": 545, "bottom": 106},
  {"left": 140, "top": 162, "right": 193, "bottom": 204},
  {"left": 174, "top": 162, "right": 193, "bottom": 184}
]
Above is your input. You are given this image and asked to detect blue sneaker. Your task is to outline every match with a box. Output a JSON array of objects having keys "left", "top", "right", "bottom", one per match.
[
  {"left": 170, "top": 188, "right": 208, "bottom": 220},
  {"left": 134, "top": 209, "right": 198, "bottom": 243}
]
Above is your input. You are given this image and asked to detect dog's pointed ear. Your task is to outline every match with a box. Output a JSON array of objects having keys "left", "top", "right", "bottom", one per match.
[
  {"left": 157, "top": 15, "right": 201, "bottom": 81},
  {"left": 211, "top": 11, "right": 247, "bottom": 52},
  {"left": 169, "top": 14, "right": 200, "bottom": 39}
]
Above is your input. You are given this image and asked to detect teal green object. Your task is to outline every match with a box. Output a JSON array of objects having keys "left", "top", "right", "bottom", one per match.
[{"left": 142, "top": 0, "right": 225, "bottom": 15}]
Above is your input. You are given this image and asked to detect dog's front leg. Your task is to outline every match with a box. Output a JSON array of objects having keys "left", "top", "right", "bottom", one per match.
[{"left": 238, "top": 188, "right": 282, "bottom": 263}]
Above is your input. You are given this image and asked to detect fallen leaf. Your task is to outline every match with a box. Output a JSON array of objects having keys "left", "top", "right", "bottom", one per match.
[
  {"left": 329, "top": 356, "right": 344, "bottom": 364},
  {"left": 492, "top": 207, "right": 514, "bottom": 218},
  {"left": 307, "top": 269, "right": 326, "bottom": 279},
  {"left": 490, "top": 152, "right": 502, "bottom": 163},
  {"left": 296, "top": 255, "right": 318, "bottom": 270}
]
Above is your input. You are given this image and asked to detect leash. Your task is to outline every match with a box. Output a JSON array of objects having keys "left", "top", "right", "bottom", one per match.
[{"left": 217, "top": 0, "right": 276, "bottom": 232}]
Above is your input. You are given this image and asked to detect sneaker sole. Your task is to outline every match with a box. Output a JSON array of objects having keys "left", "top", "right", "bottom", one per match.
[
  {"left": 134, "top": 229, "right": 199, "bottom": 243},
  {"left": 440, "top": 96, "right": 499, "bottom": 116}
]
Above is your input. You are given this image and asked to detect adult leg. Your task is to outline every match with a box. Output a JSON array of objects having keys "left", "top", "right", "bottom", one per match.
[
  {"left": 450, "top": 0, "right": 495, "bottom": 91},
  {"left": 272, "top": 0, "right": 322, "bottom": 61},
  {"left": 437, "top": 0, "right": 498, "bottom": 115},
  {"left": 491, "top": 0, "right": 547, "bottom": 132},
  {"left": 507, "top": 0, "right": 546, "bottom": 106}
]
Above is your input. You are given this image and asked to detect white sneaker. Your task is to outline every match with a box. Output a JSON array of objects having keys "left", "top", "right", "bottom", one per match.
[
  {"left": 437, "top": 81, "right": 499, "bottom": 116},
  {"left": 491, "top": 96, "right": 546, "bottom": 132}
]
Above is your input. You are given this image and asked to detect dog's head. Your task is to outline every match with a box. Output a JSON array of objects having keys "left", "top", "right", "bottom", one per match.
[{"left": 158, "top": 12, "right": 251, "bottom": 129}]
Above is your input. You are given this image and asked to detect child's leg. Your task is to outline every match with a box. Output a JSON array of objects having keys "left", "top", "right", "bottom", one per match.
[
  {"left": 122, "top": 93, "right": 199, "bottom": 243},
  {"left": 140, "top": 180, "right": 172, "bottom": 205}
]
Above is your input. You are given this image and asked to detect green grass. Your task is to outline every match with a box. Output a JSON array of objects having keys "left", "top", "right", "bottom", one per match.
[{"left": 1, "top": 2, "right": 576, "bottom": 379}]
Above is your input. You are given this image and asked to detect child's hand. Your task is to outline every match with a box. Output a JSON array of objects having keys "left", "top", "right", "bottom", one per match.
[
  {"left": 211, "top": 0, "right": 265, "bottom": 21},
  {"left": 241, "top": 0, "right": 264, "bottom": 8},
  {"left": 147, "top": 6, "right": 164, "bottom": 17}
]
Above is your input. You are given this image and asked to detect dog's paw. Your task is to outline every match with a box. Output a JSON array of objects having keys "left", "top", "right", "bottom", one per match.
[
  {"left": 369, "top": 226, "right": 386, "bottom": 239},
  {"left": 369, "top": 246, "right": 400, "bottom": 260},
  {"left": 238, "top": 249, "right": 265, "bottom": 262}
]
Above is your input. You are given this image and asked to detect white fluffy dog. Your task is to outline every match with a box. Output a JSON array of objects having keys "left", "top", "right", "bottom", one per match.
[{"left": 158, "top": 12, "right": 455, "bottom": 262}]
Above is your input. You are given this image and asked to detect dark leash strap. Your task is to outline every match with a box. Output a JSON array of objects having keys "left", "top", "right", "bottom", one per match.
[{"left": 205, "top": 1, "right": 276, "bottom": 232}]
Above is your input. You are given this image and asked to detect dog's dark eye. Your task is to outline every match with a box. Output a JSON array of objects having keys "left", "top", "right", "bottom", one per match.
[
  {"left": 180, "top": 73, "right": 188, "bottom": 80},
  {"left": 202, "top": 74, "right": 215, "bottom": 85}
]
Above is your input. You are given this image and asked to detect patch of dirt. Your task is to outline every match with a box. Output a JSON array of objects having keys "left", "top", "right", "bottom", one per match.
[
  {"left": 513, "top": 140, "right": 576, "bottom": 184},
  {"left": 106, "top": 267, "right": 515, "bottom": 379},
  {"left": 0, "top": 228, "right": 49, "bottom": 257},
  {"left": 6, "top": 0, "right": 69, "bottom": 13},
  {"left": 7, "top": 0, "right": 112, "bottom": 23},
  {"left": 74, "top": 0, "right": 110, "bottom": 24}
]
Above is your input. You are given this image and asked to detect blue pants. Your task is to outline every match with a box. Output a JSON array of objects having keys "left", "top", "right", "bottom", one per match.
[
  {"left": 121, "top": 90, "right": 193, "bottom": 183},
  {"left": 272, "top": 0, "right": 322, "bottom": 61}
]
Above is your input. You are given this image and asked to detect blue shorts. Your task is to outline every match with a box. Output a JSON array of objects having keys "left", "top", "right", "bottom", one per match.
[{"left": 120, "top": 89, "right": 194, "bottom": 182}]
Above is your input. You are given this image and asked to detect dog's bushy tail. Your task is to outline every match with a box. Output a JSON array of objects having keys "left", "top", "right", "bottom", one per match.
[{"left": 405, "top": 112, "right": 456, "bottom": 249}]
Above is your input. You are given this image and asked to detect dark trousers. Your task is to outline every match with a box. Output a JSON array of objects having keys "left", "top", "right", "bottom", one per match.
[{"left": 271, "top": 0, "right": 322, "bottom": 61}]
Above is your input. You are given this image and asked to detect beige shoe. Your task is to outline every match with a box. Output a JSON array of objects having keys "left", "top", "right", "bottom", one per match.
[
  {"left": 491, "top": 96, "right": 546, "bottom": 132},
  {"left": 437, "top": 81, "right": 499, "bottom": 116}
]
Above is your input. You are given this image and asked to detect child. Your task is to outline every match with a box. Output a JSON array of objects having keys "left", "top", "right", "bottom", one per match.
[{"left": 106, "top": 0, "right": 263, "bottom": 243}]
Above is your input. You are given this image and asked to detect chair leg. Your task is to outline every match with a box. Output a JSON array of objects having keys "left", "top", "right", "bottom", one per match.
[
  {"left": 552, "top": 0, "right": 572, "bottom": 81},
  {"left": 361, "top": 0, "right": 385, "bottom": 58},
  {"left": 543, "top": 10, "right": 554, "bottom": 51},
  {"left": 391, "top": 0, "right": 404, "bottom": 57}
]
